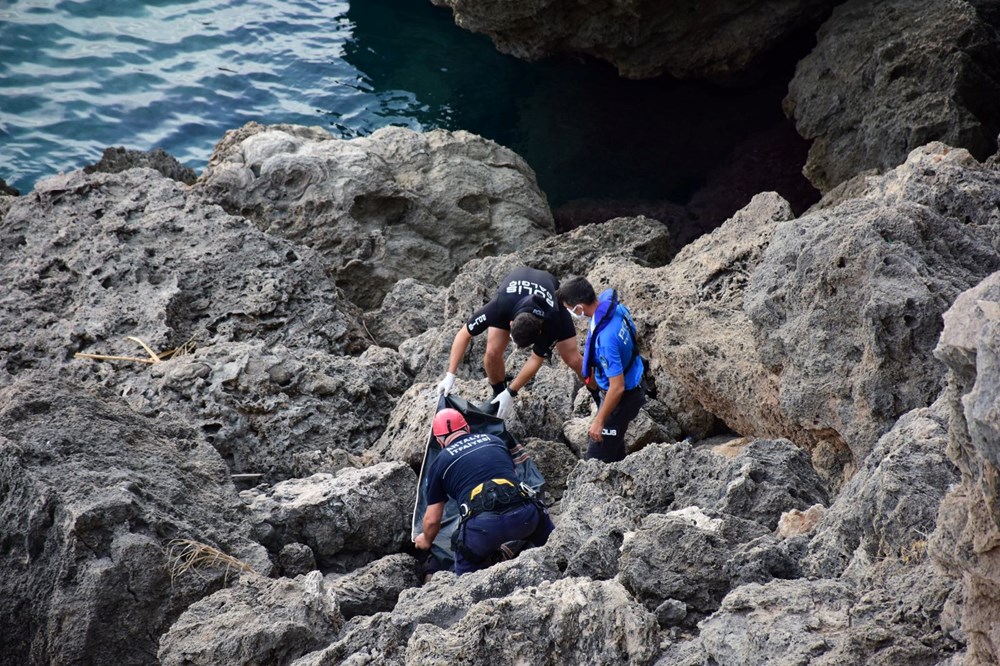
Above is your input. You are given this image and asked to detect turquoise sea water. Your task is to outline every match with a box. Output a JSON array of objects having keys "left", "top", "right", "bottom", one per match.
[{"left": 0, "top": 0, "right": 799, "bottom": 207}]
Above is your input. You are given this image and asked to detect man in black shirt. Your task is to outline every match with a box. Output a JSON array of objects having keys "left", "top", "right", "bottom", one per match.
[{"left": 437, "top": 267, "right": 582, "bottom": 418}]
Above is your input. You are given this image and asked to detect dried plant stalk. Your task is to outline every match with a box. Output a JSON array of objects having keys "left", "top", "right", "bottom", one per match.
[
  {"left": 74, "top": 336, "right": 197, "bottom": 366},
  {"left": 166, "top": 538, "right": 254, "bottom": 586}
]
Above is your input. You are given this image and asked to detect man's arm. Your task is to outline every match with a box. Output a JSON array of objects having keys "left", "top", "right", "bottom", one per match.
[
  {"left": 589, "top": 373, "right": 624, "bottom": 442},
  {"left": 414, "top": 501, "right": 445, "bottom": 550},
  {"left": 509, "top": 352, "right": 545, "bottom": 393},
  {"left": 446, "top": 327, "right": 473, "bottom": 374},
  {"left": 555, "top": 337, "right": 584, "bottom": 380}
]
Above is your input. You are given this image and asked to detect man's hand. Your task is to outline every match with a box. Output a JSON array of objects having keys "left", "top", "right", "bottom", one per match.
[
  {"left": 414, "top": 532, "right": 433, "bottom": 550},
  {"left": 437, "top": 372, "right": 456, "bottom": 397},
  {"left": 491, "top": 388, "right": 516, "bottom": 419},
  {"left": 588, "top": 418, "right": 605, "bottom": 443}
]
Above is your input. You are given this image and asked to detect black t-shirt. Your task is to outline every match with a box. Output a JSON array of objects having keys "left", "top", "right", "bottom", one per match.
[
  {"left": 425, "top": 432, "right": 518, "bottom": 505},
  {"left": 465, "top": 267, "right": 576, "bottom": 357}
]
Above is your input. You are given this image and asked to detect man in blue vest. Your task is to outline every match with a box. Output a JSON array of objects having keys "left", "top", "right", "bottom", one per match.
[
  {"left": 414, "top": 408, "right": 555, "bottom": 575},
  {"left": 557, "top": 277, "right": 647, "bottom": 463}
]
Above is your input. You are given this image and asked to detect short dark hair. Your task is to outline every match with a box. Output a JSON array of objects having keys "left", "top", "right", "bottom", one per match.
[
  {"left": 511, "top": 312, "right": 544, "bottom": 348},
  {"left": 556, "top": 277, "right": 596, "bottom": 307}
]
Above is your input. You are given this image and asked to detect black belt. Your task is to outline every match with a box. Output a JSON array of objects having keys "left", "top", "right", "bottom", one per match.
[{"left": 459, "top": 479, "right": 532, "bottom": 519}]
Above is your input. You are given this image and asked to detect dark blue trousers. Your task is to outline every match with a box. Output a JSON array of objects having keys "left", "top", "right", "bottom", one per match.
[{"left": 453, "top": 502, "right": 554, "bottom": 575}]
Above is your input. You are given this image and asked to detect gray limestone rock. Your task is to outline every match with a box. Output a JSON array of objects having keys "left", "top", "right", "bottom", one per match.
[
  {"left": 296, "top": 555, "right": 562, "bottom": 665},
  {"left": 291, "top": 613, "right": 410, "bottom": 666},
  {"left": 197, "top": 123, "right": 554, "bottom": 309},
  {"left": 0, "top": 168, "right": 366, "bottom": 388},
  {"left": 541, "top": 439, "right": 827, "bottom": 579},
  {"left": 158, "top": 571, "right": 341, "bottom": 666},
  {"left": 695, "top": 562, "right": 962, "bottom": 665},
  {"left": 242, "top": 463, "right": 416, "bottom": 569},
  {"left": 404, "top": 577, "right": 661, "bottom": 665},
  {"left": 518, "top": 215, "right": 673, "bottom": 276},
  {"left": 0, "top": 375, "right": 270, "bottom": 666},
  {"left": 746, "top": 144, "right": 1000, "bottom": 466},
  {"left": 804, "top": 402, "right": 958, "bottom": 579},
  {"left": 432, "top": 0, "right": 839, "bottom": 80},
  {"left": 279, "top": 543, "right": 318, "bottom": 577},
  {"left": 617, "top": 510, "right": 772, "bottom": 625},
  {"left": 522, "top": 436, "right": 578, "bottom": 502},
  {"left": 323, "top": 554, "right": 422, "bottom": 619},
  {"left": 121, "top": 341, "right": 410, "bottom": 479},
  {"left": 785, "top": 0, "right": 1000, "bottom": 192},
  {"left": 930, "top": 270, "right": 1000, "bottom": 665},
  {"left": 363, "top": 278, "right": 445, "bottom": 350},
  {"left": 594, "top": 144, "right": 1000, "bottom": 485}
]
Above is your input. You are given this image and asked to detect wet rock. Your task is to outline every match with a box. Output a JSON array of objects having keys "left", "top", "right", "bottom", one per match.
[
  {"left": 83, "top": 146, "right": 198, "bottom": 184},
  {"left": 197, "top": 123, "right": 554, "bottom": 309},
  {"left": 785, "top": 0, "right": 1000, "bottom": 192},
  {"left": 324, "top": 554, "right": 422, "bottom": 619},
  {"left": 242, "top": 463, "right": 416, "bottom": 569},
  {"left": 158, "top": 571, "right": 341, "bottom": 666},
  {"left": 0, "top": 177, "right": 19, "bottom": 196},
  {"left": 432, "top": 0, "right": 838, "bottom": 80},
  {"left": 0, "top": 375, "right": 269, "bottom": 666},
  {"left": 930, "top": 270, "right": 1000, "bottom": 664},
  {"left": 405, "top": 577, "right": 660, "bottom": 665}
]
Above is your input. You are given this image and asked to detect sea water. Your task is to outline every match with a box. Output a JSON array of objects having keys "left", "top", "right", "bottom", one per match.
[{"left": 0, "top": 0, "right": 795, "bottom": 206}]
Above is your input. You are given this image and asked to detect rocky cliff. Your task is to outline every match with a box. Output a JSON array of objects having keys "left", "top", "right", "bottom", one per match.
[{"left": 3, "top": 2, "right": 1000, "bottom": 663}]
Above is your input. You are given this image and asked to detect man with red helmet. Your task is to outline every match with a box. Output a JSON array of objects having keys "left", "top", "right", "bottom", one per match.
[{"left": 414, "top": 408, "right": 555, "bottom": 575}]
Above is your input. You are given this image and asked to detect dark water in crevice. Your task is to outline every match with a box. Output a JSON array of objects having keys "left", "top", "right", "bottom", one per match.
[
  {"left": 1, "top": 0, "right": 821, "bottom": 236},
  {"left": 345, "top": 0, "right": 821, "bottom": 230}
]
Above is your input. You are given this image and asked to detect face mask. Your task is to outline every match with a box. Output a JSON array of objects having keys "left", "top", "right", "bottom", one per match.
[{"left": 566, "top": 305, "right": 586, "bottom": 320}]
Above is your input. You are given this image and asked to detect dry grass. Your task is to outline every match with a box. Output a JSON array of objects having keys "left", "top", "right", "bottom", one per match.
[
  {"left": 165, "top": 538, "right": 254, "bottom": 586},
  {"left": 75, "top": 336, "right": 196, "bottom": 365}
]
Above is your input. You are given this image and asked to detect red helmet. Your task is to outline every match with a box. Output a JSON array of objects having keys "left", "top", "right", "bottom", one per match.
[{"left": 432, "top": 408, "right": 468, "bottom": 441}]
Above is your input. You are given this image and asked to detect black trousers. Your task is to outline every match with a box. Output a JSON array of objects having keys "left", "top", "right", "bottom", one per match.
[{"left": 586, "top": 385, "right": 647, "bottom": 463}]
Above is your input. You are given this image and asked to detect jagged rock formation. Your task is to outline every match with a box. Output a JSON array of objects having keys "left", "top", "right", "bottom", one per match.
[
  {"left": 197, "top": 123, "right": 555, "bottom": 309},
  {"left": 785, "top": 0, "right": 1000, "bottom": 192},
  {"left": 0, "top": 376, "right": 271, "bottom": 666},
  {"left": 592, "top": 143, "right": 1000, "bottom": 484},
  {"left": 931, "top": 270, "right": 1000, "bottom": 665},
  {"left": 242, "top": 464, "right": 416, "bottom": 569},
  {"left": 430, "top": 0, "right": 840, "bottom": 80},
  {"left": 158, "top": 571, "right": 342, "bottom": 666},
  {"left": 84, "top": 146, "right": 198, "bottom": 184},
  {"left": 405, "top": 577, "right": 660, "bottom": 664}
]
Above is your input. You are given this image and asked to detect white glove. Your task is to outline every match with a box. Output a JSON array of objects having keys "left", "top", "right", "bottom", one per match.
[
  {"left": 490, "top": 388, "right": 516, "bottom": 419},
  {"left": 437, "top": 372, "right": 456, "bottom": 397}
]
